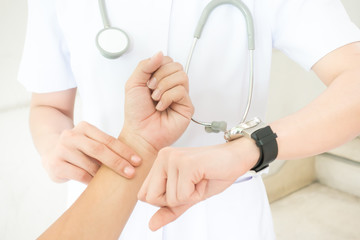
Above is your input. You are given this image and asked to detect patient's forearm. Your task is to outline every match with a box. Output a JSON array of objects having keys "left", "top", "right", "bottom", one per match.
[{"left": 38, "top": 132, "right": 157, "bottom": 240}]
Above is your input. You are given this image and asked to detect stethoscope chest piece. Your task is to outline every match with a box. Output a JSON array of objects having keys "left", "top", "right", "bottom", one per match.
[{"left": 96, "top": 27, "right": 130, "bottom": 59}]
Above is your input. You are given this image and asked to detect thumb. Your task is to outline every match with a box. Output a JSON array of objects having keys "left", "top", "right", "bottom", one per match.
[
  {"left": 127, "top": 51, "right": 163, "bottom": 88},
  {"left": 149, "top": 204, "right": 193, "bottom": 231}
]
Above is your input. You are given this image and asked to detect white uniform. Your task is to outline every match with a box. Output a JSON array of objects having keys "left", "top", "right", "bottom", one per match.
[{"left": 19, "top": 0, "right": 360, "bottom": 239}]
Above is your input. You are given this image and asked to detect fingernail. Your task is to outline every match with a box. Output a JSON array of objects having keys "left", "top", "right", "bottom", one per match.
[
  {"left": 156, "top": 101, "right": 163, "bottom": 111},
  {"left": 152, "top": 89, "right": 161, "bottom": 100},
  {"left": 147, "top": 77, "right": 157, "bottom": 89},
  {"left": 124, "top": 166, "right": 135, "bottom": 176},
  {"left": 131, "top": 155, "right": 142, "bottom": 164}
]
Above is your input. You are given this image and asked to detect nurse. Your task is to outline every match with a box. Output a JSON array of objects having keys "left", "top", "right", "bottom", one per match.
[{"left": 19, "top": 0, "right": 360, "bottom": 239}]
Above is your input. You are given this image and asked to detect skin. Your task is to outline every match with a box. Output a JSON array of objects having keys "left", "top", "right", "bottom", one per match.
[
  {"left": 30, "top": 90, "right": 142, "bottom": 183},
  {"left": 37, "top": 52, "right": 194, "bottom": 239},
  {"left": 138, "top": 42, "right": 360, "bottom": 231},
  {"left": 29, "top": 52, "right": 190, "bottom": 184},
  {"left": 32, "top": 42, "right": 360, "bottom": 236}
]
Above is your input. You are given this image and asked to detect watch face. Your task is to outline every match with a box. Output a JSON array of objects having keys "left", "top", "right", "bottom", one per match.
[
  {"left": 224, "top": 117, "right": 262, "bottom": 141},
  {"left": 239, "top": 117, "right": 261, "bottom": 129}
]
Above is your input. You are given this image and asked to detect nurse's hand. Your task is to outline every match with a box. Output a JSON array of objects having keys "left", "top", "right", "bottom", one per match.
[
  {"left": 42, "top": 121, "right": 142, "bottom": 184},
  {"left": 138, "top": 138, "right": 260, "bottom": 231},
  {"left": 121, "top": 52, "right": 194, "bottom": 151}
]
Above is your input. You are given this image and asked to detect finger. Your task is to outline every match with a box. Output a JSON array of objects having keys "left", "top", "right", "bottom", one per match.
[
  {"left": 165, "top": 162, "right": 179, "bottom": 207},
  {"left": 138, "top": 172, "right": 151, "bottom": 201},
  {"left": 73, "top": 135, "right": 136, "bottom": 178},
  {"left": 139, "top": 149, "right": 170, "bottom": 206},
  {"left": 57, "top": 162, "right": 93, "bottom": 184},
  {"left": 147, "top": 61, "right": 185, "bottom": 90},
  {"left": 159, "top": 56, "right": 173, "bottom": 67},
  {"left": 177, "top": 165, "right": 208, "bottom": 204},
  {"left": 138, "top": 162, "right": 156, "bottom": 201},
  {"left": 76, "top": 121, "right": 142, "bottom": 166},
  {"left": 62, "top": 147, "right": 101, "bottom": 177},
  {"left": 127, "top": 51, "right": 164, "bottom": 88},
  {"left": 156, "top": 85, "right": 190, "bottom": 111},
  {"left": 177, "top": 170, "right": 197, "bottom": 204},
  {"left": 143, "top": 164, "right": 168, "bottom": 206},
  {"left": 149, "top": 204, "right": 194, "bottom": 231},
  {"left": 151, "top": 71, "right": 189, "bottom": 101},
  {"left": 182, "top": 179, "right": 208, "bottom": 204},
  {"left": 193, "top": 179, "right": 208, "bottom": 201}
]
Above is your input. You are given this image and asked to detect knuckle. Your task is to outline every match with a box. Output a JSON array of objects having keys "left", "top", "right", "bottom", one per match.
[
  {"left": 192, "top": 193, "right": 203, "bottom": 202},
  {"left": 104, "top": 134, "right": 116, "bottom": 146},
  {"left": 51, "top": 162, "right": 61, "bottom": 174},
  {"left": 50, "top": 165, "right": 65, "bottom": 183},
  {"left": 178, "top": 85, "right": 187, "bottom": 92},
  {"left": 47, "top": 156, "right": 61, "bottom": 172},
  {"left": 166, "top": 152, "right": 182, "bottom": 169},
  {"left": 168, "top": 148, "right": 183, "bottom": 160},
  {"left": 87, "top": 163, "right": 98, "bottom": 176},
  {"left": 155, "top": 85, "right": 163, "bottom": 94},
  {"left": 158, "top": 146, "right": 170, "bottom": 155},
  {"left": 158, "top": 147, "right": 173, "bottom": 158},
  {"left": 145, "top": 195, "right": 156, "bottom": 205},
  {"left": 179, "top": 71, "right": 188, "bottom": 82},
  {"left": 160, "top": 91, "right": 169, "bottom": 101},
  {"left": 49, "top": 174, "right": 65, "bottom": 183},
  {"left": 60, "top": 129, "right": 75, "bottom": 140},
  {"left": 112, "top": 158, "right": 126, "bottom": 173},
  {"left": 137, "top": 192, "right": 144, "bottom": 201},
  {"left": 184, "top": 158, "right": 194, "bottom": 169},
  {"left": 138, "top": 59, "right": 148, "bottom": 69},
  {"left": 76, "top": 171, "right": 89, "bottom": 182},
  {"left": 167, "top": 152, "right": 177, "bottom": 165},
  {"left": 91, "top": 142, "right": 106, "bottom": 154},
  {"left": 47, "top": 160, "right": 58, "bottom": 172},
  {"left": 76, "top": 121, "right": 89, "bottom": 130},
  {"left": 157, "top": 147, "right": 179, "bottom": 166},
  {"left": 177, "top": 194, "right": 189, "bottom": 203},
  {"left": 173, "top": 62, "right": 184, "bottom": 71},
  {"left": 163, "top": 56, "right": 173, "bottom": 63},
  {"left": 167, "top": 197, "right": 178, "bottom": 208}
]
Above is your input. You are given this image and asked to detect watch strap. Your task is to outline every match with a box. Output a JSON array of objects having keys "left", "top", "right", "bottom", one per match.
[{"left": 250, "top": 126, "right": 278, "bottom": 172}]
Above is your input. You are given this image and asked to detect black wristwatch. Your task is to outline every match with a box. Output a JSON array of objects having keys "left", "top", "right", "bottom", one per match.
[{"left": 224, "top": 118, "right": 278, "bottom": 172}]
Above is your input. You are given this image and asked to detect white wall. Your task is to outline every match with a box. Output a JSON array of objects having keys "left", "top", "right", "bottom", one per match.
[
  {"left": 0, "top": 0, "right": 359, "bottom": 239},
  {"left": 265, "top": 0, "right": 360, "bottom": 174},
  {"left": 0, "top": 0, "right": 29, "bottom": 108},
  {"left": 0, "top": 0, "right": 67, "bottom": 239},
  {"left": 266, "top": 0, "right": 360, "bottom": 123}
]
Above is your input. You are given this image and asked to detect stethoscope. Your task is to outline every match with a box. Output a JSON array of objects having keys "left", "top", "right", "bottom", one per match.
[{"left": 96, "top": 0, "right": 255, "bottom": 135}]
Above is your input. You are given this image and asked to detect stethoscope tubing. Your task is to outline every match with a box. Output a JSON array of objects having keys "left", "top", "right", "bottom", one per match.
[
  {"left": 98, "top": 0, "right": 110, "bottom": 28},
  {"left": 97, "top": 0, "right": 256, "bottom": 133},
  {"left": 186, "top": 0, "right": 255, "bottom": 130}
]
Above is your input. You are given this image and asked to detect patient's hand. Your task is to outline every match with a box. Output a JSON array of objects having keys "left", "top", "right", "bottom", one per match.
[{"left": 122, "top": 52, "right": 194, "bottom": 151}]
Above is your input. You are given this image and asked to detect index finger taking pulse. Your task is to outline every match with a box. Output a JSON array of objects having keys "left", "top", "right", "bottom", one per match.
[{"left": 75, "top": 121, "right": 142, "bottom": 177}]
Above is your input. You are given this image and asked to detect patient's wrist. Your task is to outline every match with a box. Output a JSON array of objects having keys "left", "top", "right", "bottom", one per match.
[{"left": 118, "top": 130, "right": 158, "bottom": 164}]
